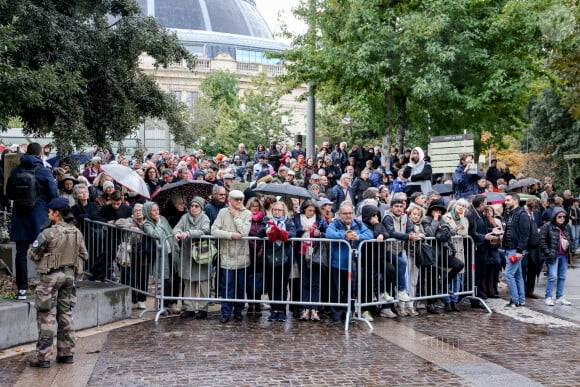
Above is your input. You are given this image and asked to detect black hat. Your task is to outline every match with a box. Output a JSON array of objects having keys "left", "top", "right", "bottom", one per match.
[
  {"left": 48, "top": 198, "right": 70, "bottom": 210},
  {"left": 427, "top": 199, "right": 447, "bottom": 216}
]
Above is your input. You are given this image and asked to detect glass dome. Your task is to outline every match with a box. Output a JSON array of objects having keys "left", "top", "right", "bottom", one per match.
[{"left": 137, "top": 0, "right": 273, "bottom": 39}]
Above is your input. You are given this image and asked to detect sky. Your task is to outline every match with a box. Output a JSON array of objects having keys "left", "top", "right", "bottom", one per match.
[{"left": 254, "top": 0, "right": 307, "bottom": 42}]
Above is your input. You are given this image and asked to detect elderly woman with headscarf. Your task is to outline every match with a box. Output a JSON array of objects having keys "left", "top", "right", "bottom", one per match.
[
  {"left": 402, "top": 147, "right": 432, "bottom": 196},
  {"left": 441, "top": 198, "right": 470, "bottom": 311},
  {"left": 115, "top": 203, "right": 152, "bottom": 310},
  {"left": 142, "top": 201, "right": 181, "bottom": 314},
  {"left": 173, "top": 196, "right": 211, "bottom": 319}
]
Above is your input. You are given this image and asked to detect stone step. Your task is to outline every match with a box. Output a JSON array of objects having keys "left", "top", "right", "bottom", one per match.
[{"left": 0, "top": 281, "right": 131, "bottom": 350}]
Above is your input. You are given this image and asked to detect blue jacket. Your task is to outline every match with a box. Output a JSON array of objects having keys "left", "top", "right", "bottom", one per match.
[
  {"left": 9, "top": 154, "right": 59, "bottom": 242},
  {"left": 331, "top": 184, "right": 355, "bottom": 213},
  {"left": 326, "top": 218, "right": 373, "bottom": 271},
  {"left": 453, "top": 162, "right": 482, "bottom": 199}
]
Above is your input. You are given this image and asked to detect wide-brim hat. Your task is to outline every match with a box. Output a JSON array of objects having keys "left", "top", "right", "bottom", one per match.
[{"left": 427, "top": 199, "right": 447, "bottom": 216}]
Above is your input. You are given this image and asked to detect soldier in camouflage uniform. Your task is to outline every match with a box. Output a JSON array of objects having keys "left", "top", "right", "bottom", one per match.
[{"left": 29, "top": 198, "right": 88, "bottom": 368}]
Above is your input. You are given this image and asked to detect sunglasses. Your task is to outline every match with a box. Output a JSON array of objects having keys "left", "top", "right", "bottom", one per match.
[
  {"left": 556, "top": 215, "right": 566, "bottom": 219},
  {"left": 190, "top": 204, "right": 201, "bottom": 208}
]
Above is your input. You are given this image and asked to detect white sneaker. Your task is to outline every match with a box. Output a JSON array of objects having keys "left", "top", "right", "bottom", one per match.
[
  {"left": 380, "top": 308, "right": 397, "bottom": 318},
  {"left": 17, "top": 290, "right": 27, "bottom": 300},
  {"left": 261, "top": 303, "right": 271, "bottom": 310},
  {"left": 379, "top": 292, "right": 395, "bottom": 303},
  {"left": 556, "top": 298, "right": 572, "bottom": 305},
  {"left": 137, "top": 301, "right": 147, "bottom": 310},
  {"left": 397, "top": 290, "right": 411, "bottom": 302},
  {"left": 361, "top": 311, "right": 374, "bottom": 322},
  {"left": 545, "top": 297, "right": 555, "bottom": 306}
]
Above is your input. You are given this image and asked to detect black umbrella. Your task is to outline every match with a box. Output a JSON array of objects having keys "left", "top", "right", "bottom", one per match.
[
  {"left": 485, "top": 192, "right": 506, "bottom": 203},
  {"left": 152, "top": 180, "right": 214, "bottom": 213},
  {"left": 432, "top": 183, "right": 454, "bottom": 196},
  {"left": 253, "top": 183, "right": 318, "bottom": 200},
  {"left": 508, "top": 178, "right": 540, "bottom": 191}
]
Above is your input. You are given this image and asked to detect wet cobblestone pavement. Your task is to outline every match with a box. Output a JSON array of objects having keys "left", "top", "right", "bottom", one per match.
[{"left": 3, "top": 264, "right": 580, "bottom": 386}]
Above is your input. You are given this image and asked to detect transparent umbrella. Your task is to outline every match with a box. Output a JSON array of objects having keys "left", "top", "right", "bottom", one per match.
[{"left": 101, "top": 164, "right": 150, "bottom": 198}]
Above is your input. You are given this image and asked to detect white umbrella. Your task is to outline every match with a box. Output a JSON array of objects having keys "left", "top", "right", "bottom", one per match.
[{"left": 102, "top": 164, "right": 150, "bottom": 199}]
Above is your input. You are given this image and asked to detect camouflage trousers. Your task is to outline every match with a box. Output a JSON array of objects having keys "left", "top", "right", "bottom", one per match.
[{"left": 35, "top": 268, "right": 77, "bottom": 361}]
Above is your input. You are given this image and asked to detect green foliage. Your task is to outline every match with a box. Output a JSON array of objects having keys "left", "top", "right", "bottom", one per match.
[
  {"left": 526, "top": 89, "right": 580, "bottom": 157},
  {"left": 190, "top": 71, "right": 292, "bottom": 156},
  {"left": 526, "top": 89, "right": 580, "bottom": 189},
  {"left": 281, "top": 0, "right": 551, "bottom": 155},
  {"left": 0, "top": 0, "right": 194, "bottom": 155}
]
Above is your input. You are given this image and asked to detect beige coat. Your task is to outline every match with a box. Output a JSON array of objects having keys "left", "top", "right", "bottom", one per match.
[
  {"left": 442, "top": 212, "right": 469, "bottom": 272},
  {"left": 211, "top": 207, "right": 252, "bottom": 270}
]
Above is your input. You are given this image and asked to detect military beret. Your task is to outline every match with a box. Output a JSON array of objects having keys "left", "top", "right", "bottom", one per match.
[{"left": 48, "top": 198, "right": 70, "bottom": 210}]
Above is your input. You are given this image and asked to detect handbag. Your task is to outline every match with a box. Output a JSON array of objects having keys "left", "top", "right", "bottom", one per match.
[
  {"left": 310, "top": 241, "right": 329, "bottom": 267},
  {"left": 192, "top": 239, "right": 217, "bottom": 265},
  {"left": 115, "top": 240, "right": 132, "bottom": 267},
  {"left": 560, "top": 230, "right": 569, "bottom": 252},
  {"left": 265, "top": 247, "right": 289, "bottom": 268},
  {"left": 415, "top": 242, "right": 435, "bottom": 267}
]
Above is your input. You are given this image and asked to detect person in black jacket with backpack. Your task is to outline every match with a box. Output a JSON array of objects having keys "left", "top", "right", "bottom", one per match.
[{"left": 7, "top": 143, "right": 59, "bottom": 300}]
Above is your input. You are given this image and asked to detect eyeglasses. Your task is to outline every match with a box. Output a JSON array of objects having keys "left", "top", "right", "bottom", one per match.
[
  {"left": 190, "top": 204, "right": 200, "bottom": 208},
  {"left": 272, "top": 208, "right": 284, "bottom": 212},
  {"left": 341, "top": 212, "right": 354, "bottom": 215}
]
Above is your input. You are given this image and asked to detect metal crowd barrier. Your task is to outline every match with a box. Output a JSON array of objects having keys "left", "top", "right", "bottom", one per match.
[
  {"left": 79, "top": 219, "right": 160, "bottom": 317},
  {"left": 353, "top": 235, "right": 490, "bottom": 329},
  {"left": 76, "top": 219, "right": 489, "bottom": 331},
  {"left": 157, "top": 234, "right": 355, "bottom": 329}
]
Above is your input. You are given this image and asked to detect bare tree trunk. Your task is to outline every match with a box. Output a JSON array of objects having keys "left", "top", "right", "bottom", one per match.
[
  {"left": 396, "top": 94, "right": 407, "bottom": 153},
  {"left": 382, "top": 88, "right": 393, "bottom": 170}
]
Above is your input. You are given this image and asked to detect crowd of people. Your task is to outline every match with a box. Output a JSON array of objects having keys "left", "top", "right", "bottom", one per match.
[{"left": 3, "top": 140, "right": 579, "bottom": 329}]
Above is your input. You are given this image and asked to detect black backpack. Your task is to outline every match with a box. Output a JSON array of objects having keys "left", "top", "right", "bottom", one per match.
[{"left": 7, "top": 165, "right": 42, "bottom": 212}]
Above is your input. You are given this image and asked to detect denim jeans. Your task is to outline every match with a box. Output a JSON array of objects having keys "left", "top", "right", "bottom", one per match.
[
  {"left": 571, "top": 224, "right": 579, "bottom": 252},
  {"left": 219, "top": 267, "right": 246, "bottom": 317},
  {"left": 443, "top": 273, "right": 463, "bottom": 303},
  {"left": 388, "top": 253, "right": 407, "bottom": 291},
  {"left": 545, "top": 254, "right": 567, "bottom": 300},
  {"left": 504, "top": 249, "right": 525, "bottom": 304}
]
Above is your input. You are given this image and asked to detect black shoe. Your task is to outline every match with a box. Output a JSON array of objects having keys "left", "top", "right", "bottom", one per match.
[
  {"left": 470, "top": 302, "right": 485, "bottom": 309},
  {"left": 444, "top": 303, "right": 452, "bottom": 312},
  {"left": 246, "top": 306, "right": 255, "bottom": 317},
  {"left": 450, "top": 302, "right": 460, "bottom": 312},
  {"left": 234, "top": 312, "right": 243, "bottom": 321},
  {"left": 219, "top": 315, "right": 230, "bottom": 324},
  {"left": 505, "top": 301, "right": 517, "bottom": 308},
  {"left": 195, "top": 310, "right": 208, "bottom": 319},
  {"left": 526, "top": 293, "right": 540, "bottom": 299},
  {"left": 180, "top": 311, "right": 196, "bottom": 318},
  {"left": 427, "top": 305, "right": 440, "bottom": 314},
  {"left": 292, "top": 309, "right": 301, "bottom": 319},
  {"left": 30, "top": 359, "right": 50, "bottom": 368},
  {"left": 56, "top": 356, "right": 74, "bottom": 364}
]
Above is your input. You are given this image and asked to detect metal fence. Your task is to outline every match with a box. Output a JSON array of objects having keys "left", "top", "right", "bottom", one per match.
[
  {"left": 80, "top": 219, "right": 160, "bottom": 317},
  {"left": 78, "top": 219, "right": 489, "bottom": 330},
  {"left": 157, "top": 234, "right": 354, "bottom": 326},
  {"left": 352, "top": 235, "right": 488, "bottom": 329}
]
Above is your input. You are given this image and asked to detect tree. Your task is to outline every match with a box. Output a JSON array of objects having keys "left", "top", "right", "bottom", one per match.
[
  {"left": 190, "top": 71, "right": 292, "bottom": 156},
  {"left": 526, "top": 89, "right": 580, "bottom": 188},
  {"left": 281, "top": 0, "right": 552, "bottom": 159},
  {"left": 0, "top": 0, "right": 194, "bottom": 154}
]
